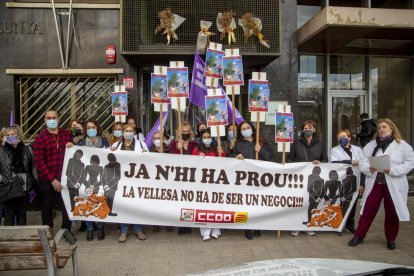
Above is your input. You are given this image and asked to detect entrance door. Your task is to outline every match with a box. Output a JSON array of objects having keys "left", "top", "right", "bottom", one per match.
[{"left": 328, "top": 90, "right": 366, "bottom": 151}]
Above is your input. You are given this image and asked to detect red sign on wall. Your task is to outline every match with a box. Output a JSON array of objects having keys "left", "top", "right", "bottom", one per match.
[{"left": 123, "top": 77, "right": 134, "bottom": 89}]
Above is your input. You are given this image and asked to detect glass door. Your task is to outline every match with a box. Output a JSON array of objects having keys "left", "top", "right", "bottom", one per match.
[{"left": 328, "top": 90, "right": 366, "bottom": 151}]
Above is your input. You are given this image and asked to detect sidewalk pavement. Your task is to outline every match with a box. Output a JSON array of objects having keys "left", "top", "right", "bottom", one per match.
[{"left": 3, "top": 198, "right": 414, "bottom": 275}]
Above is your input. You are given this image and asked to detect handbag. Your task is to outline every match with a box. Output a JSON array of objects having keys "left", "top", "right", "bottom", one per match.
[{"left": 0, "top": 173, "right": 26, "bottom": 203}]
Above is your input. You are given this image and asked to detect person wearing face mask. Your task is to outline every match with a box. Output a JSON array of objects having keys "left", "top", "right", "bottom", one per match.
[
  {"left": 349, "top": 119, "right": 414, "bottom": 250},
  {"left": 230, "top": 121, "right": 270, "bottom": 240},
  {"left": 169, "top": 122, "right": 198, "bottom": 235},
  {"left": 0, "top": 127, "right": 36, "bottom": 225},
  {"left": 127, "top": 117, "right": 146, "bottom": 142},
  {"left": 192, "top": 129, "right": 225, "bottom": 241},
  {"left": 329, "top": 129, "right": 364, "bottom": 235},
  {"left": 110, "top": 124, "right": 147, "bottom": 242},
  {"left": 222, "top": 125, "right": 238, "bottom": 156},
  {"left": 68, "top": 119, "right": 84, "bottom": 145},
  {"left": 33, "top": 110, "right": 73, "bottom": 232},
  {"left": 111, "top": 122, "right": 124, "bottom": 144},
  {"left": 195, "top": 122, "right": 208, "bottom": 143},
  {"left": 169, "top": 122, "right": 198, "bottom": 155},
  {"left": 287, "top": 120, "right": 327, "bottom": 237},
  {"left": 149, "top": 131, "right": 172, "bottom": 233},
  {"left": 73, "top": 120, "right": 110, "bottom": 241}
]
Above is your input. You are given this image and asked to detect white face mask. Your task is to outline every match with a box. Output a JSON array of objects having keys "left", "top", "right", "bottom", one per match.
[
  {"left": 123, "top": 132, "right": 134, "bottom": 141},
  {"left": 153, "top": 139, "right": 161, "bottom": 148}
]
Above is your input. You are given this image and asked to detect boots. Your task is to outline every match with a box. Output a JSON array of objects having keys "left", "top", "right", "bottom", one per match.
[
  {"left": 86, "top": 230, "right": 94, "bottom": 241},
  {"left": 98, "top": 227, "right": 105, "bottom": 240}
]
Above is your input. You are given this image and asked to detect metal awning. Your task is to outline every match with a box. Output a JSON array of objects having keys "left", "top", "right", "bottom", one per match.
[{"left": 297, "top": 7, "right": 414, "bottom": 56}]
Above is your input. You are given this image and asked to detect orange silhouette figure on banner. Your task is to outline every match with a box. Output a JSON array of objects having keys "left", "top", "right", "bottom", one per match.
[
  {"left": 73, "top": 194, "right": 110, "bottom": 219},
  {"left": 307, "top": 204, "right": 343, "bottom": 229}
]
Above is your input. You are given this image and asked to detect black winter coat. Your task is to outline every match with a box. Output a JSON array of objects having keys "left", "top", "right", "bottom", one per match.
[
  {"left": 0, "top": 142, "right": 36, "bottom": 192},
  {"left": 230, "top": 139, "right": 270, "bottom": 161},
  {"left": 359, "top": 119, "right": 376, "bottom": 147},
  {"left": 287, "top": 133, "right": 328, "bottom": 163}
]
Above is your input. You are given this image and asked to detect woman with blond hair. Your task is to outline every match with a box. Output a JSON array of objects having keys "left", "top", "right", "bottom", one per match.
[
  {"left": 349, "top": 119, "right": 414, "bottom": 250},
  {"left": 168, "top": 122, "right": 198, "bottom": 235},
  {"left": 0, "top": 126, "right": 36, "bottom": 225}
]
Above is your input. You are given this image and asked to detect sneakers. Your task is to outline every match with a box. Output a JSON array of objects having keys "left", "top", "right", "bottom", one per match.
[
  {"left": 305, "top": 231, "right": 315, "bottom": 236},
  {"left": 290, "top": 231, "right": 299, "bottom": 237},
  {"left": 348, "top": 236, "right": 363, "bottom": 246},
  {"left": 135, "top": 231, "right": 146, "bottom": 240},
  {"left": 202, "top": 235, "right": 211, "bottom": 241},
  {"left": 245, "top": 230, "right": 253, "bottom": 240},
  {"left": 211, "top": 233, "right": 219, "bottom": 239},
  {"left": 118, "top": 233, "right": 127, "bottom": 243}
]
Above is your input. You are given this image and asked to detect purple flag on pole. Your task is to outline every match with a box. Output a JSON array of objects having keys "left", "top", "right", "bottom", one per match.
[
  {"left": 145, "top": 110, "right": 169, "bottom": 148},
  {"left": 189, "top": 51, "right": 244, "bottom": 125}
]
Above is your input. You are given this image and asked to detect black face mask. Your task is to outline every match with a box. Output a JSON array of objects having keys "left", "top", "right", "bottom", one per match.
[
  {"left": 72, "top": 128, "right": 82, "bottom": 136},
  {"left": 182, "top": 133, "right": 190, "bottom": 141}
]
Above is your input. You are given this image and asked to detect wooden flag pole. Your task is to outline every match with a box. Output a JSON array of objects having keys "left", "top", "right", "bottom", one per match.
[
  {"left": 177, "top": 99, "right": 183, "bottom": 154},
  {"left": 231, "top": 86, "right": 236, "bottom": 130},
  {"left": 255, "top": 112, "right": 260, "bottom": 160},
  {"left": 160, "top": 104, "right": 164, "bottom": 153},
  {"left": 216, "top": 126, "right": 222, "bottom": 157}
]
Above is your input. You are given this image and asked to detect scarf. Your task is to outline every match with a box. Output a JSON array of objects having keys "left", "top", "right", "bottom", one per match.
[
  {"left": 85, "top": 136, "right": 103, "bottom": 148},
  {"left": 372, "top": 136, "right": 394, "bottom": 157}
]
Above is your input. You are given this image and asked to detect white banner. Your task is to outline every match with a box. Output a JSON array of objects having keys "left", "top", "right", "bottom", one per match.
[{"left": 61, "top": 146, "right": 360, "bottom": 231}]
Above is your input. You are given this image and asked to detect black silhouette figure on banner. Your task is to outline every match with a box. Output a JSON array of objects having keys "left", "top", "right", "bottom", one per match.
[
  {"left": 340, "top": 167, "right": 357, "bottom": 218},
  {"left": 83, "top": 155, "right": 103, "bottom": 195},
  {"left": 304, "top": 166, "right": 325, "bottom": 224},
  {"left": 102, "top": 153, "right": 121, "bottom": 216},
  {"left": 66, "top": 150, "right": 85, "bottom": 211},
  {"left": 324, "top": 170, "right": 341, "bottom": 205}
]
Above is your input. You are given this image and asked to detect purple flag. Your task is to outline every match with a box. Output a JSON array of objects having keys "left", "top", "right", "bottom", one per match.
[
  {"left": 189, "top": 51, "right": 244, "bottom": 125},
  {"left": 145, "top": 110, "right": 169, "bottom": 148}
]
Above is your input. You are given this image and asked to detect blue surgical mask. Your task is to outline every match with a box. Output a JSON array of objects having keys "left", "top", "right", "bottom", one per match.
[
  {"left": 5, "top": 135, "right": 20, "bottom": 145},
  {"left": 124, "top": 132, "right": 134, "bottom": 141},
  {"left": 87, "top": 129, "right": 97, "bottom": 137},
  {"left": 46, "top": 119, "right": 58, "bottom": 129},
  {"left": 241, "top": 129, "right": 252, "bottom": 138},
  {"left": 228, "top": 131, "right": 236, "bottom": 140},
  {"left": 203, "top": 138, "right": 212, "bottom": 146},
  {"left": 339, "top": 137, "right": 349, "bottom": 147},
  {"left": 113, "top": 130, "right": 123, "bottom": 138}
]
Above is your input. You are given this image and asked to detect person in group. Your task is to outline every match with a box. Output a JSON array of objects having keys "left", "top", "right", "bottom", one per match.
[
  {"left": 231, "top": 121, "right": 270, "bottom": 240},
  {"left": 195, "top": 122, "right": 208, "bottom": 143},
  {"left": 303, "top": 166, "right": 324, "bottom": 227},
  {"left": 349, "top": 118, "right": 414, "bottom": 250},
  {"left": 330, "top": 129, "right": 364, "bottom": 234},
  {"left": 75, "top": 120, "right": 110, "bottom": 241},
  {"left": 0, "top": 126, "right": 36, "bottom": 225},
  {"left": 68, "top": 119, "right": 84, "bottom": 145},
  {"left": 111, "top": 122, "right": 124, "bottom": 144},
  {"left": 222, "top": 124, "right": 237, "bottom": 156},
  {"left": 169, "top": 122, "right": 198, "bottom": 235},
  {"left": 287, "top": 119, "right": 327, "bottom": 237},
  {"left": 111, "top": 124, "right": 147, "bottom": 242},
  {"left": 192, "top": 129, "right": 225, "bottom": 240},
  {"left": 359, "top": 113, "right": 376, "bottom": 147},
  {"left": 33, "top": 110, "right": 73, "bottom": 231},
  {"left": 127, "top": 116, "right": 145, "bottom": 142},
  {"left": 149, "top": 131, "right": 172, "bottom": 233}
]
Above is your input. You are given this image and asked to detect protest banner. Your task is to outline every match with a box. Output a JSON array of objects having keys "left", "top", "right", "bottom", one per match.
[{"left": 62, "top": 146, "right": 359, "bottom": 231}]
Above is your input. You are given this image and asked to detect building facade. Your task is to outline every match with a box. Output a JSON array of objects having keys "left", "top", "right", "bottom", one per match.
[{"left": 0, "top": 0, "right": 413, "bottom": 163}]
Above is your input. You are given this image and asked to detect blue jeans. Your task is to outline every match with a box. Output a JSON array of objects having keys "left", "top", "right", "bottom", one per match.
[
  {"left": 120, "top": 224, "right": 142, "bottom": 234},
  {"left": 86, "top": 221, "right": 104, "bottom": 230}
]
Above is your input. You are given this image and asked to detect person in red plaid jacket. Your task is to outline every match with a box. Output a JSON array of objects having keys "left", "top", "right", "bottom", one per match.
[{"left": 33, "top": 110, "right": 72, "bottom": 231}]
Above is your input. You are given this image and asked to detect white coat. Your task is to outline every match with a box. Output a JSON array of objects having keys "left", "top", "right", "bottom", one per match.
[
  {"left": 329, "top": 144, "right": 364, "bottom": 163},
  {"left": 112, "top": 138, "right": 148, "bottom": 154},
  {"left": 359, "top": 139, "right": 414, "bottom": 221}
]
